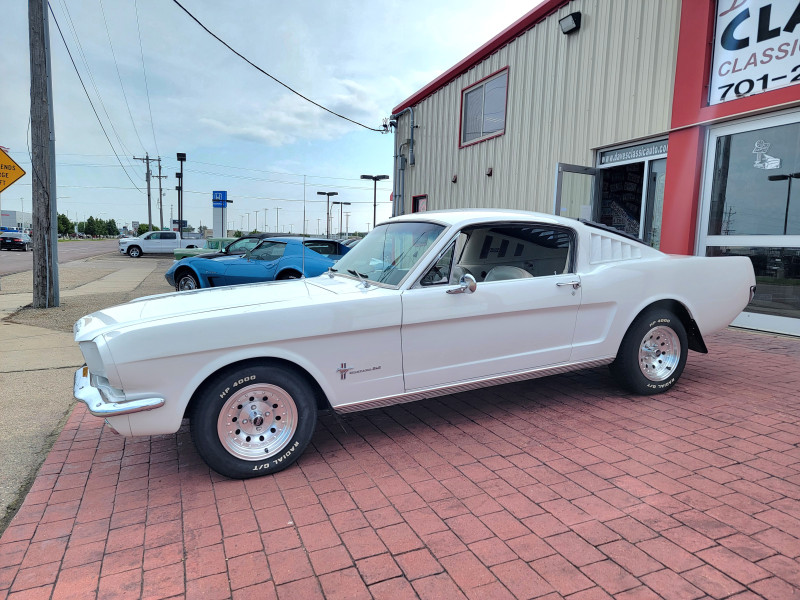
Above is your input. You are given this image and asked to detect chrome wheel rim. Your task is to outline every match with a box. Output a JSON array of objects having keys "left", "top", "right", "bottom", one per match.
[
  {"left": 638, "top": 326, "right": 681, "bottom": 381},
  {"left": 178, "top": 275, "right": 197, "bottom": 290},
  {"left": 217, "top": 383, "right": 298, "bottom": 461}
]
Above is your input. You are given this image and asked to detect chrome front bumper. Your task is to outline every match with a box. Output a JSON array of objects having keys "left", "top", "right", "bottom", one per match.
[{"left": 74, "top": 366, "right": 165, "bottom": 417}]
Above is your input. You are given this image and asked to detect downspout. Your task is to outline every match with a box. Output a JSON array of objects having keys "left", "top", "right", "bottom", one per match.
[{"left": 390, "top": 106, "right": 414, "bottom": 216}]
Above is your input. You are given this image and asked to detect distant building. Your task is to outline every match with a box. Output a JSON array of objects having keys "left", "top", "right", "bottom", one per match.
[
  {"left": 0, "top": 210, "right": 32, "bottom": 231},
  {"left": 390, "top": 0, "right": 800, "bottom": 336}
]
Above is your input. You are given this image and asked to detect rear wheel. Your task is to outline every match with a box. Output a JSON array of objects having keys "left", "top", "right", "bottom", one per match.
[
  {"left": 176, "top": 271, "right": 200, "bottom": 291},
  {"left": 127, "top": 246, "right": 141, "bottom": 258},
  {"left": 277, "top": 270, "right": 302, "bottom": 280},
  {"left": 190, "top": 364, "right": 318, "bottom": 478},
  {"left": 610, "top": 310, "right": 688, "bottom": 395}
]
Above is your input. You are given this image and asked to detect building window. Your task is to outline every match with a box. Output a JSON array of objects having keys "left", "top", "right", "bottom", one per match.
[{"left": 461, "top": 69, "right": 508, "bottom": 146}]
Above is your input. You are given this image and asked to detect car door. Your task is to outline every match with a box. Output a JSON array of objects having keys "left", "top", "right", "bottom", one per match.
[
  {"left": 140, "top": 232, "right": 162, "bottom": 252},
  {"left": 222, "top": 241, "right": 286, "bottom": 285},
  {"left": 401, "top": 222, "right": 581, "bottom": 391},
  {"left": 160, "top": 231, "right": 178, "bottom": 250}
]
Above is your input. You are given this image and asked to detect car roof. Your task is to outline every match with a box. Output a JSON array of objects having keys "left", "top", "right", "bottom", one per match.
[{"left": 382, "top": 208, "right": 566, "bottom": 229}]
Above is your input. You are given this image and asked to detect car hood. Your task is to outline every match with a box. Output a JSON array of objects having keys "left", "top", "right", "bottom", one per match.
[{"left": 73, "top": 274, "right": 371, "bottom": 342}]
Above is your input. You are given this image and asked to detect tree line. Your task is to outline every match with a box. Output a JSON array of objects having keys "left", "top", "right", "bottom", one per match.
[{"left": 58, "top": 214, "right": 119, "bottom": 237}]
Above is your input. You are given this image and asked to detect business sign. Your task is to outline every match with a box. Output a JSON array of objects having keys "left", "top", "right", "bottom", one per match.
[
  {"left": 599, "top": 140, "right": 668, "bottom": 165},
  {"left": 0, "top": 148, "right": 26, "bottom": 194},
  {"left": 710, "top": 1, "right": 800, "bottom": 105},
  {"left": 212, "top": 191, "right": 230, "bottom": 208},
  {"left": 172, "top": 219, "right": 188, "bottom": 227}
]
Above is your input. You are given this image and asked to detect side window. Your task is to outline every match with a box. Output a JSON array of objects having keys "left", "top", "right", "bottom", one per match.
[
  {"left": 419, "top": 243, "right": 455, "bottom": 286},
  {"left": 304, "top": 241, "right": 338, "bottom": 256},
  {"left": 452, "top": 224, "right": 573, "bottom": 282},
  {"left": 251, "top": 242, "right": 286, "bottom": 261},
  {"left": 162, "top": 232, "right": 177, "bottom": 240}
]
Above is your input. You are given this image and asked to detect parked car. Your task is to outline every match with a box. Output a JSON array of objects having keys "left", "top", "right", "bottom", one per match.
[
  {"left": 193, "top": 234, "right": 274, "bottom": 260},
  {"left": 164, "top": 237, "right": 351, "bottom": 290},
  {"left": 0, "top": 231, "right": 32, "bottom": 251},
  {"left": 119, "top": 231, "right": 203, "bottom": 258},
  {"left": 73, "top": 210, "right": 755, "bottom": 479},
  {"left": 173, "top": 237, "right": 237, "bottom": 260}
]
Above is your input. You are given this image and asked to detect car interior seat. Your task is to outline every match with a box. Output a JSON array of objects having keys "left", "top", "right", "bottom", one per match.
[{"left": 483, "top": 265, "right": 533, "bottom": 282}]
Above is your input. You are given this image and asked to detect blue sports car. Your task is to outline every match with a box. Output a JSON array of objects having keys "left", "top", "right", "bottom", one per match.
[{"left": 165, "top": 237, "right": 351, "bottom": 290}]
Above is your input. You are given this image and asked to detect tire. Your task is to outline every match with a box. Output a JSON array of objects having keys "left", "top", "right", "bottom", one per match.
[
  {"left": 609, "top": 310, "right": 688, "bottom": 395},
  {"left": 190, "top": 363, "right": 318, "bottom": 478},
  {"left": 127, "top": 246, "right": 142, "bottom": 258},
  {"left": 176, "top": 271, "right": 200, "bottom": 291},
  {"left": 277, "top": 270, "right": 302, "bottom": 280}
]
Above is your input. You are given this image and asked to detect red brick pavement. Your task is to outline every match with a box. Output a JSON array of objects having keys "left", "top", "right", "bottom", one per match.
[{"left": 1, "top": 328, "right": 799, "bottom": 599}]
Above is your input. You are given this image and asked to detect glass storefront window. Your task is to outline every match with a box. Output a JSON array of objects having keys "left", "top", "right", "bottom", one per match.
[
  {"left": 706, "top": 246, "right": 800, "bottom": 320},
  {"left": 708, "top": 122, "right": 800, "bottom": 235}
]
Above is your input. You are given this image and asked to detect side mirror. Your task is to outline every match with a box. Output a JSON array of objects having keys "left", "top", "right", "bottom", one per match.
[{"left": 447, "top": 273, "right": 477, "bottom": 295}]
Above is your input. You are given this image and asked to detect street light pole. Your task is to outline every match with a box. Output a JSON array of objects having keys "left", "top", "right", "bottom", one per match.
[
  {"left": 317, "top": 191, "right": 338, "bottom": 238},
  {"left": 331, "top": 201, "right": 351, "bottom": 237},
  {"left": 176, "top": 153, "right": 186, "bottom": 234},
  {"left": 768, "top": 172, "right": 800, "bottom": 235},
  {"left": 361, "top": 174, "right": 389, "bottom": 231},
  {"left": 339, "top": 202, "right": 350, "bottom": 237}
]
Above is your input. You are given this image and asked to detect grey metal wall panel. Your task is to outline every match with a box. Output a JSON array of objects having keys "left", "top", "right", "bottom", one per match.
[{"left": 394, "top": 0, "right": 680, "bottom": 214}]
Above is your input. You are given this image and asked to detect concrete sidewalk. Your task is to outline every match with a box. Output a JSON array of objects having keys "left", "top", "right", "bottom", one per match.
[{"left": 0, "top": 255, "right": 171, "bottom": 530}]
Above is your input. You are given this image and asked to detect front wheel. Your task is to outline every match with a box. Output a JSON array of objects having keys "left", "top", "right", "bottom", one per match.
[
  {"left": 190, "top": 364, "right": 318, "bottom": 478},
  {"left": 176, "top": 271, "right": 200, "bottom": 291},
  {"left": 609, "top": 310, "right": 688, "bottom": 395},
  {"left": 127, "top": 246, "right": 141, "bottom": 258}
]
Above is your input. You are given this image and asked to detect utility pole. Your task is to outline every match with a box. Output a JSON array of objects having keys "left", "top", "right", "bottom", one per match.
[
  {"left": 29, "top": 0, "right": 60, "bottom": 308},
  {"left": 154, "top": 157, "right": 166, "bottom": 230},
  {"left": 275, "top": 207, "right": 282, "bottom": 233},
  {"left": 263, "top": 208, "right": 268, "bottom": 233},
  {"left": 133, "top": 153, "right": 153, "bottom": 231}
]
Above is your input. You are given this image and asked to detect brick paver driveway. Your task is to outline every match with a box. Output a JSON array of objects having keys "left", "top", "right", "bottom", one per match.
[{"left": 1, "top": 329, "right": 799, "bottom": 599}]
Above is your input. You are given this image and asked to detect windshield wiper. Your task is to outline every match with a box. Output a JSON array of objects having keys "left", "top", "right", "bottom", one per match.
[{"left": 347, "top": 269, "right": 371, "bottom": 287}]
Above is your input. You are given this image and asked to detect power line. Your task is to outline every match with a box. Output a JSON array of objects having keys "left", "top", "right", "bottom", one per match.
[
  {"left": 134, "top": 0, "right": 160, "bottom": 155},
  {"left": 59, "top": 0, "right": 140, "bottom": 174},
  {"left": 47, "top": 2, "right": 143, "bottom": 193},
  {"left": 98, "top": 0, "right": 148, "bottom": 154},
  {"left": 170, "top": 0, "right": 383, "bottom": 133}
]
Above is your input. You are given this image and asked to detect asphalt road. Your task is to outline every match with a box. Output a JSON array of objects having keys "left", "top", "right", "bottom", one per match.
[{"left": 0, "top": 239, "right": 119, "bottom": 276}]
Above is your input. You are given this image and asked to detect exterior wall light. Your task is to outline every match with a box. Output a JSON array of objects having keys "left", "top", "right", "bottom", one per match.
[
  {"left": 486, "top": 168, "right": 493, "bottom": 177},
  {"left": 559, "top": 12, "right": 581, "bottom": 34},
  {"left": 452, "top": 174, "right": 458, "bottom": 183}
]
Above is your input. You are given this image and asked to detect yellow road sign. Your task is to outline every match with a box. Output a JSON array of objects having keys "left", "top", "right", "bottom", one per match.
[{"left": 0, "top": 148, "right": 26, "bottom": 194}]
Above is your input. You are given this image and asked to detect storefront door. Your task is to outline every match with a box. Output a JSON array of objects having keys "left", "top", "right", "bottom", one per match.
[
  {"left": 554, "top": 140, "right": 667, "bottom": 248},
  {"left": 698, "top": 111, "right": 800, "bottom": 336}
]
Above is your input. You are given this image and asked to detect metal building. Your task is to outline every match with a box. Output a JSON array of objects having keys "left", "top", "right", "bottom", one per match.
[{"left": 390, "top": 0, "right": 800, "bottom": 336}]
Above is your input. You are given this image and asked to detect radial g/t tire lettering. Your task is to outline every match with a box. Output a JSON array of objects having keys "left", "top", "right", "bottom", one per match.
[{"left": 190, "top": 364, "right": 318, "bottom": 478}]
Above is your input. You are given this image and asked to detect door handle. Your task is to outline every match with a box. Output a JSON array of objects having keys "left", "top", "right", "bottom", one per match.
[{"left": 556, "top": 280, "right": 581, "bottom": 289}]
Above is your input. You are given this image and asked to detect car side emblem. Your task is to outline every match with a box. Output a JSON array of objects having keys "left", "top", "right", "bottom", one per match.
[{"left": 337, "top": 363, "right": 351, "bottom": 380}]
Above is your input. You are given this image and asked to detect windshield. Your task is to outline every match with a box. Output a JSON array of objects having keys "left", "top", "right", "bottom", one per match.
[{"left": 332, "top": 221, "right": 446, "bottom": 286}]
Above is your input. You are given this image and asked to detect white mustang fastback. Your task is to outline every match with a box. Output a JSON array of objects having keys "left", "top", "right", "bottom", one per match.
[{"left": 74, "top": 210, "right": 756, "bottom": 478}]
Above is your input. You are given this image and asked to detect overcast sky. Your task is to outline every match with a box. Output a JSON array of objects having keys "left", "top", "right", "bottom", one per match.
[{"left": 2, "top": 0, "right": 538, "bottom": 235}]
